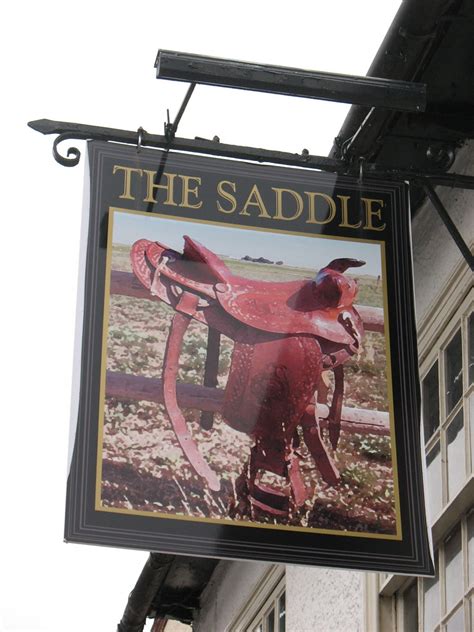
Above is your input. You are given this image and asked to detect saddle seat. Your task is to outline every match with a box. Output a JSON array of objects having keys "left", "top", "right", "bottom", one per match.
[
  {"left": 182, "top": 236, "right": 364, "bottom": 346},
  {"left": 132, "top": 236, "right": 364, "bottom": 346}
]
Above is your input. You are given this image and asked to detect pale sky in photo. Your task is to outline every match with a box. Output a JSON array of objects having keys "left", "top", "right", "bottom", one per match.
[
  {"left": 112, "top": 210, "right": 382, "bottom": 276},
  {"left": 3, "top": 2, "right": 400, "bottom": 630}
]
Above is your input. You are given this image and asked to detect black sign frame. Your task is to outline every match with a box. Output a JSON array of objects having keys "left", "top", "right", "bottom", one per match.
[{"left": 65, "top": 140, "right": 433, "bottom": 575}]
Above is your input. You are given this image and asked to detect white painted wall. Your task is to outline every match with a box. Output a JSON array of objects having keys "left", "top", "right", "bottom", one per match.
[
  {"left": 286, "top": 566, "right": 363, "bottom": 632},
  {"left": 194, "top": 560, "right": 272, "bottom": 631},
  {"left": 195, "top": 561, "right": 363, "bottom": 632},
  {"left": 192, "top": 145, "right": 474, "bottom": 632},
  {"left": 412, "top": 141, "right": 474, "bottom": 325}
]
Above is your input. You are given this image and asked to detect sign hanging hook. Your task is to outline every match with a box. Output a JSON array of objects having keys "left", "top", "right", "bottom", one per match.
[
  {"left": 136, "top": 126, "right": 145, "bottom": 153},
  {"left": 358, "top": 156, "right": 365, "bottom": 184},
  {"left": 164, "top": 83, "right": 196, "bottom": 144}
]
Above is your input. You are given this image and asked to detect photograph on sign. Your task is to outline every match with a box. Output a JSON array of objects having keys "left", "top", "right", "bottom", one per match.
[
  {"left": 65, "top": 141, "right": 433, "bottom": 575},
  {"left": 101, "top": 210, "right": 398, "bottom": 537}
]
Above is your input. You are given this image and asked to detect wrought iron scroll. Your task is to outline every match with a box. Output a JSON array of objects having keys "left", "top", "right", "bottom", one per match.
[{"left": 53, "top": 132, "right": 89, "bottom": 167}]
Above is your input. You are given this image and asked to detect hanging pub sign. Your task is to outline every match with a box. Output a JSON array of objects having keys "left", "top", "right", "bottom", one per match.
[{"left": 66, "top": 140, "right": 433, "bottom": 575}]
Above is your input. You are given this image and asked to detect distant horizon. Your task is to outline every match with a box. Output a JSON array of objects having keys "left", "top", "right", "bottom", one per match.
[
  {"left": 113, "top": 241, "right": 380, "bottom": 278},
  {"left": 111, "top": 209, "right": 383, "bottom": 277}
]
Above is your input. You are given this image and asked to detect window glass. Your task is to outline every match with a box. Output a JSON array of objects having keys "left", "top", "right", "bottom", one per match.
[
  {"left": 422, "top": 362, "right": 440, "bottom": 442},
  {"left": 445, "top": 606, "right": 464, "bottom": 632},
  {"left": 423, "top": 556, "right": 439, "bottom": 632},
  {"left": 426, "top": 442, "right": 442, "bottom": 518},
  {"left": 447, "top": 411, "right": 465, "bottom": 501},
  {"left": 266, "top": 608, "right": 275, "bottom": 632},
  {"left": 403, "top": 581, "right": 418, "bottom": 631},
  {"left": 468, "top": 312, "right": 473, "bottom": 385},
  {"left": 278, "top": 592, "right": 286, "bottom": 632},
  {"left": 445, "top": 525, "right": 463, "bottom": 613},
  {"left": 468, "top": 510, "right": 474, "bottom": 587},
  {"left": 470, "top": 392, "right": 474, "bottom": 470},
  {"left": 445, "top": 330, "right": 463, "bottom": 414}
]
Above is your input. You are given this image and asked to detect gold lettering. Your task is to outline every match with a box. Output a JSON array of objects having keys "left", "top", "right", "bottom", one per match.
[
  {"left": 272, "top": 188, "right": 303, "bottom": 221},
  {"left": 179, "top": 175, "right": 202, "bottom": 209},
  {"left": 338, "top": 195, "right": 362, "bottom": 229},
  {"left": 240, "top": 184, "right": 271, "bottom": 218},
  {"left": 362, "top": 198, "right": 386, "bottom": 231},
  {"left": 143, "top": 170, "right": 177, "bottom": 205},
  {"left": 305, "top": 192, "right": 337, "bottom": 224},
  {"left": 113, "top": 165, "right": 143, "bottom": 200},
  {"left": 216, "top": 180, "right": 237, "bottom": 214}
]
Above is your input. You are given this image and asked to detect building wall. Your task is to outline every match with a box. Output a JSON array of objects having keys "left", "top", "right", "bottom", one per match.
[
  {"left": 194, "top": 560, "right": 272, "bottom": 632},
  {"left": 367, "top": 143, "right": 474, "bottom": 631},
  {"left": 193, "top": 144, "right": 473, "bottom": 632},
  {"left": 411, "top": 141, "right": 474, "bottom": 325},
  {"left": 286, "top": 566, "right": 363, "bottom": 632},
  {"left": 194, "top": 562, "right": 363, "bottom": 632}
]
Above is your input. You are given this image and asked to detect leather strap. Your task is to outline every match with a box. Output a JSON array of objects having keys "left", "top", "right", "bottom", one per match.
[
  {"left": 301, "top": 411, "right": 340, "bottom": 486},
  {"left": 162, "top": 292, "right": 220, "bottom": 491},
  {"left": 328, "top": 365, "right": 344, "bottom": 450}
]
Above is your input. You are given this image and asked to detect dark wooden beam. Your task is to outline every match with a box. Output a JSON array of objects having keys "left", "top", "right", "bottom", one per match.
[{"left": 155, "top": 50, "right": 427, "bottom": 112}]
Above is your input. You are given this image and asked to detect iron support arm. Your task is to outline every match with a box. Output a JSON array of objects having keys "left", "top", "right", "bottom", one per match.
[
  {"left": 28, "top": 118, "right": 474, "bottom": 270},
  {"left": 27, "top": 118, "right": 474, "bottom": 191},
  {"left": 27, "top": 118, "right": 345, "bottom": 171}
]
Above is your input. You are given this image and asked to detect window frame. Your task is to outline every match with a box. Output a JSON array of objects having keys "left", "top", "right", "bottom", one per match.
[
  {"left": 421, "top": 290, "right": 474, "bottom": 521},
  {"left": 419, "top": 510, "right": 473, "bottom": 631},
  {"left": 245, "top": 575, "right": 286, "bottom": 632},
  {"left": 228, "top": 566, "right": 285, "bottom": 632},
  {"left": 370, "top": 285, "right": 474, "bottom": 632}
]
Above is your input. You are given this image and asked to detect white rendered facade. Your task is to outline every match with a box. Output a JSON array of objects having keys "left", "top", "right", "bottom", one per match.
[{"left": 192, "top": 144, "right": 474, "bottom": 632}]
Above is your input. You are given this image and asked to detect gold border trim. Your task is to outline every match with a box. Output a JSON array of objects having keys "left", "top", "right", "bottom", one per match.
[
  {"left": 95, "top": 208, "right": 115, "bottom": 509},
  {"left": 95, "top": 206, "right": 402, "bottom": 541}
]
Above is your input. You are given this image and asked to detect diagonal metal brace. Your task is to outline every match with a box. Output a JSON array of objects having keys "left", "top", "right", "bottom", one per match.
[
  {"left": 164, "top": 82, "right": 196, "bottom": 143},
  {"left": 422, "top": 180, "right": 474, "bottom": 271}
]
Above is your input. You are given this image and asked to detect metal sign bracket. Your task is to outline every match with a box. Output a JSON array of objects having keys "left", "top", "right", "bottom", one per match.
[
  {"left": 164, "top": 82, "right": 196, "bottom": 143},
  {"left": 28, "top": 118, "right": 473, "bottom": 271}
]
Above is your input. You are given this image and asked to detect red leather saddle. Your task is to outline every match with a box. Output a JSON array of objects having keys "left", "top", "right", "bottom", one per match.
[{"left": 130, "top": 236, "right": 365, "bottom": 515}]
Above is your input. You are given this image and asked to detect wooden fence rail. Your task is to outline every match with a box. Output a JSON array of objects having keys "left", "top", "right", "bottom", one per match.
[{"left": 106, "top": 371, "right": 390, "bottom": 436}]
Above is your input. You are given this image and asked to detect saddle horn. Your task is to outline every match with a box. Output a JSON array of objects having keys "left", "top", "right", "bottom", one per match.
[{"left": 325, "top": 258, "right": 366, "bottom": 273}]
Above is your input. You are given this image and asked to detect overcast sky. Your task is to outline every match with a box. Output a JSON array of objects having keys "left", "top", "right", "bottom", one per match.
[{"left": 2, "top": 2, "right": 400, "bottom": 630}]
